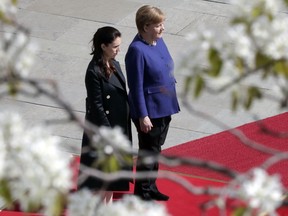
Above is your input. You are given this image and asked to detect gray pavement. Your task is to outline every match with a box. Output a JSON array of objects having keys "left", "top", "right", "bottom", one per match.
[{"left": 2, "top": 0, "right": 285, "bottom": 155}]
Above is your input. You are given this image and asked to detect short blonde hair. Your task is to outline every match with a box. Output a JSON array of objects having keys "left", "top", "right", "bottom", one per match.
[{"left": 135, "top": 5, "right": 165, "bottom": 33}]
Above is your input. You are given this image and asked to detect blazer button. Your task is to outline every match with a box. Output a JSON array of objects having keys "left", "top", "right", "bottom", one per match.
[
  {"left": 106, "top": 95, "right": 111, "bottom": 99},
  {"left": 105, "top": 110, "right": 110, "bottom": 114}
]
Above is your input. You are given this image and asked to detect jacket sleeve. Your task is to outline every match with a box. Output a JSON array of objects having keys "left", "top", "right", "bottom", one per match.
[{"left": 85, "top": 65, "right": 110, "bottom": 127}]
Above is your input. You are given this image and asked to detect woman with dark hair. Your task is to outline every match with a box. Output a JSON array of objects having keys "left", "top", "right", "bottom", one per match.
[{"left": 78, "top": 26, "right": 132, "bottom": 204}]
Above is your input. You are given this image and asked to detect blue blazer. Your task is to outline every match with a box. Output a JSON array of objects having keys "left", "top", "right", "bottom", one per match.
[{"left": 125, "top": 35, "right": 180, "bottom": 119}]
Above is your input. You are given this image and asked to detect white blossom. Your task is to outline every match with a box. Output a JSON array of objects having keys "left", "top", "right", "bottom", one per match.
[
  {"left": 96, "top": 195, "right": 171, "bottom": 216},
  {"left": 237, "top": 168, "right": 283, "bottom": 214},
  {"left": 224, "top": 24, "right": 255, "bottom": 69},
  {"left": 206, "top": 73, "right": 236, "bottom": 89},
  {"left": 0, "top": 111, "right": 73, "bottom": 213},
  {"left": 92, "top": 126, "right": 131, "bottom": 153},
  {"left": 232, "top": 0, "right": 282, "bottom": 20},
  {"left": 3, "top": 32, "right": 38, "bottom": 77},
  {"left": 68, "top": 191, "right": 171, "bottom": 216},
  {"left": 14, "top": 42, "right": 38, "bottom": 77},
  {"left": 68, "top": 189, "right": 101, "bottom": 216},
  {"left": 0, "top": 0, "right": 17, "bottom": 19},
  {"left": 178, "top": 0, "right": 288, "bottom": 103},
  {"left": 178, "top": 29, "right": 216, "bottom": 76},
  {"left": 185, "top": 29, "right": 217, "bottom": 51},
  {"left": 86, "top": 126, "right": 132, "bottom": 172},
  {"left": 251, "top": 16, "right": 288, "bottom": 60}
]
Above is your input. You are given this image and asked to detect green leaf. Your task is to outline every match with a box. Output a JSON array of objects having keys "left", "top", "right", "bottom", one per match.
[
  {"left": 8, "top": 80, "right": 20, "bottom": 96},
  {"left": 232, "top": 207, "right": 247, "bottom": 216},
  {"left": 262, "top": 67, "right": 270, "bottom": 79},
  {"left": 27, "top": 200, "right": 41, "bottom": 213},
  {"left": 273, "top": 60, "right": 288, "bottom": 78},
  {"left": 52, "top": 193, "right": 66, "bottom": 216},
  {"left": 183, "top": 76, "right": 193, "bottom": 97},
  {"left": 208, "top": 48, "right": 222, "bottom": 77},
  {"left": 231, "top": 17, "right": 246, "bottom": 25},
  {"left": 103, "top": 156, "right": 119, "bottom": 173},
  {"left": 123, "top": 154, "right": 133, "bottom": 165},
  {"left": 251, "top": 7, "right": 262, "bottom": 18},
  {"left": 194, "top": 75, "right": 204, "bottom": 98},
  {"left": 245, "top": 86, "right": 262, "bottom": 109},
  {"left": 255, "top": 52, "right": 271, "bottom": 69},
  {"left": 231, "top": 90, "right": 238, "bottom": 111},
  {"left": 235, "top": 57, "right": 245, "bottom": 74},
  {"left": 0, "top": 180, "right": 13, "bottom": 208}
]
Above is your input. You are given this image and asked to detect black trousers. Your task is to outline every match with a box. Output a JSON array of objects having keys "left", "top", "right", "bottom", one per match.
[{"left": 133, "top": 116, "right": 171, "bottom": 195}]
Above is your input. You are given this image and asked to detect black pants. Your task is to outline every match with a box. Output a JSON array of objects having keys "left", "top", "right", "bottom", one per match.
[{"left": 133, "top": 116, "right": 171, "bottom": 195}]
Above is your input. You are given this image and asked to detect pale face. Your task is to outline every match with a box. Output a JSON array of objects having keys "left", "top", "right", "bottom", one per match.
[
  {"left": 145, "top": 22, "right": 165, "bottom": 41},
  {"left": 102, "top": 36, "right": 121, "bottom": 60}
]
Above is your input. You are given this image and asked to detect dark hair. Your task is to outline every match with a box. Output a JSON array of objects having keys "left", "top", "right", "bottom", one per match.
[{"left": 90, "top": 26, "right": 121, "bottom": 77}]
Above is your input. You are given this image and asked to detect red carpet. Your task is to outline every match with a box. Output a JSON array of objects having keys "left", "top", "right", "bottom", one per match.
[
  {"left": 159, "top": 111, "right": 288, "bottom": 215},
  {"left": 2, "top": 112, "right": 288, "bottom": 215},
  {"left": 156, "top": 173, "right": 288, "bottom": 216},
  {"left": 161, "top": 112, "right": 288, "bottom": 186},
  {"left": 147, "top": 174, "right": 227, "bottom": 216}
]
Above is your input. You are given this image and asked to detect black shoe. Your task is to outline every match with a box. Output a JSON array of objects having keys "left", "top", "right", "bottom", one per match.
[{"left": 150, "top": 191, "right": 169, "bottom": 201}]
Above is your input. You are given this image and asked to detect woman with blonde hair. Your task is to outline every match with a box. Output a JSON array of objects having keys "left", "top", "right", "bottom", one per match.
[{"left": 125, "top": 5, "right": 180, "bottom": 201}]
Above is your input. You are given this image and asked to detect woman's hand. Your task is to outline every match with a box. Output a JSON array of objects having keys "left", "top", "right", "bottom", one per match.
[{"left": 139, "top": 116, "right": 153, "bottom": 133}]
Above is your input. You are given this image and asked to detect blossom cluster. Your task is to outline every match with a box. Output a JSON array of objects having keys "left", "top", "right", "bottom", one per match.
[
  {"left": 93, "top": 126, "right": 131, "bottom": 153},
  {"left": 219, "top": 168, "right": 284, "bottom": 215},
  {"left": 0, "top": 0, "right": 37, "bottom": 79},
  {"left": 0, "top": 112, "right": 73, "bottom": 215},
  {"left": 0, "top": 0, "right": 17, "bottom": 21},
  {"left": 0, "top": 31, "right": 38, "bottom": 78},
  {"left": 238, "top": 168, "right": 283, "bottom": 214},
  {"left": 181, "top": 0, "right": 288, "bottom": 73},
  {"left": 179, "top": 0, "right": 288, "bottom": 107},
  {"left": 89, "top": 126, "right": 132, "bottom": 172},
  {"left": 68, "top": 189, "right": 171, "bottom": 216}
]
